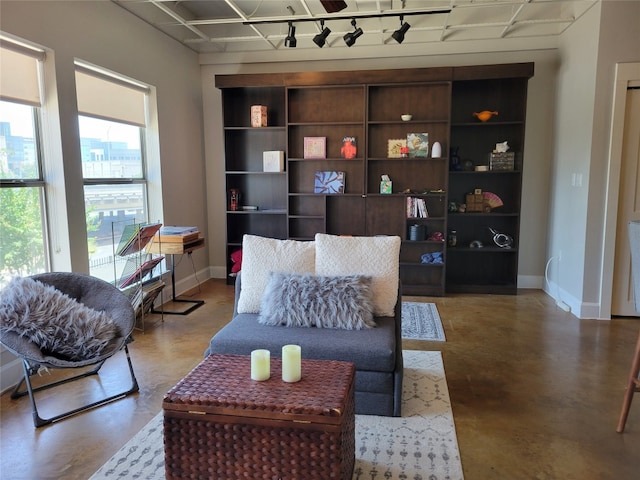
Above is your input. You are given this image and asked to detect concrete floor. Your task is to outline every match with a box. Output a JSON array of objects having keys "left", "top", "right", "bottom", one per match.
[{"left": 0, "top": 279, "right": 638, "bottom": 479}]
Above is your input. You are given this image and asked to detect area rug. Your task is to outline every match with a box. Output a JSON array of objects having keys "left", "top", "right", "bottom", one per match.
[
  {"left": 402, "top": 301, "right": 446, "bottom": 341},
  {"left": 89, "top": 350, "right": 463, "bottom": 480}
]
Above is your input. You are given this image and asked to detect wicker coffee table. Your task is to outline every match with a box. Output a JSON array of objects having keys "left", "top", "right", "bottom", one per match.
[{"left": 163, "top": 353, "right": 355, "bottom": 480}]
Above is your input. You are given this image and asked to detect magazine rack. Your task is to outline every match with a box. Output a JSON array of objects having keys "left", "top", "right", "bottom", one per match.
[{"left": 113, "top": 221, "right": 165, "bottom": 330}]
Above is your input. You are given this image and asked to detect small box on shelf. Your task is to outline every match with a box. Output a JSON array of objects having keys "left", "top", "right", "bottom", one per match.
[
  {"left": 489, "top": 152, "right": 515, "bottom": 170},
  {"left": 250, "top": 105, "right": 268, "bottom": 127},
  {"left": 263, "top": 150, "right": 284, "bottom": 172}
]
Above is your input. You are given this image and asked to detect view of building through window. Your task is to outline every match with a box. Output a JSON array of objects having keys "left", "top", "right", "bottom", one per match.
[
  {"left": 78, "top": 116, "right": 148, "bottom": 283},
  {"left": 0, "top": 100, "right": 48, "bottom": 288}
]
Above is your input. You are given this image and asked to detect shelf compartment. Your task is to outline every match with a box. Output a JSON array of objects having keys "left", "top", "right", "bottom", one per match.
[
  {"left": 288, "top": 124, "right": 365, "bottom": 159},
  {"left": 288, "top": 85, "right": 365, "bottom": 124},
  {"left": 226, "top": 212, "right": 287, "bottom": 245},
  {"left": 288, "top": 159, "right": 364, "bottom": 195},
  {"left": 226, "top": 173, "right": 287, "bottom": 211},
  {"left": 367, "top": 159, "right": 448, "bottom": 195},
  {"left": 368, "top": 123, "right": 449, "bottom": 160},
  {"left": 368, "top": 83, "right": 451, "bottom": 123},
  {"left": 224, "top": 128, "right": 286, "bottom": 171},
  {"left": 326, "top": 196, "right": 366, "bottom": 236},
  {"left": 223, "top": 86, "right": 286, "bottom": 128},
  {"left": 451, "top": 78, "right": 528, "bottom": 124}
]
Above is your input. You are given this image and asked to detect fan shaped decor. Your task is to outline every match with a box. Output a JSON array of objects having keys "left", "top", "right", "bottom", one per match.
[{"left": 483, "top": 191, "right": 504, "bottom": 209}]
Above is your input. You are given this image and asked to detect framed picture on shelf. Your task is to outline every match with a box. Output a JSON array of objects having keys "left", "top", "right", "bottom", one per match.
[
  {"left": 387, "top": 139, "right": 407, "bottom": 158},
  {"left": 314, "top": 171, "right": 345, "bottom": 194},
  {"left": 407, "top": 133, "right": 429, "bottom": 157},
  {"left": 304, "top": 137, "right": 326, "bottom": 159},
  {"left": 340, "top": 136, "right": 357, "bottom": 159}
]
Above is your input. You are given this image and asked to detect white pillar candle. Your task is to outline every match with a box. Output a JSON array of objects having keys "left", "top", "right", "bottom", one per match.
[
  {"left": 251, "top": 349, "right": 270, "bottom": 381},
  {"left": 282, "top": 344, "right": 302, "bottom": 383}
]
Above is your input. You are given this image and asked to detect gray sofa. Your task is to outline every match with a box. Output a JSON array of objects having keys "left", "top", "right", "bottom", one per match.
[{"left": 205, "top": 272, "right": 403, "bottom": 417}]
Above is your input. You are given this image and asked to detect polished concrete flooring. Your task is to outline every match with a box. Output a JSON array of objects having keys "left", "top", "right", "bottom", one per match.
[{"left": 0, "top": 279, "right": 638, "bottom": 479}]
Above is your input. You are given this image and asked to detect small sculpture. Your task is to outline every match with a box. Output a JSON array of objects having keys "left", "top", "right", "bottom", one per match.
[
  {"left": 473, "top": 110, "right": 498, "bottom": 122},
  {"left": 488, "top": 227, "right": 513, "bottom": 249}
]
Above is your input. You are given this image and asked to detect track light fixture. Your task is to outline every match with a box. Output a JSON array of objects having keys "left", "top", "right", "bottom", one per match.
[
  {"left": 313, "top": 20, "right": 331, "bottom": 48},
  {"left": 392, "top": 16, "right": 411, "bottom": 44},
  {"left": 343, "top": 19, "right": 363, "bottom": 47},
  {"left": 284, "top": 21, "right": 297, "bottom": 48}
]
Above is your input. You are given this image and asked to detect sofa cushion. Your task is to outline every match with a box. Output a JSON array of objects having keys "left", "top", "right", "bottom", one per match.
[
  {"left": 315, "top": 234, "right": 401, "bottom": 317},
  {"left": 259, "top": 273, "right": 375, "bottom": 329},
  {"left": 206, "top": 313, "right": 398, "bottom": 373},
  {"left": 237, "top": 235, "right": 315, "bottom": 314}
]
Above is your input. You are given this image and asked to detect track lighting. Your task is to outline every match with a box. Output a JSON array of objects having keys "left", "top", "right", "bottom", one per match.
[
  {"left": 343, "top": 19, "right": 363, "bottom": 47},
  {"left": 313, "top": 20, "right": 331, "bottom": 48},
  {"left": 285, "top": 21, "right": 297, "bottom": 48},
  {"left": 392, "top": 16, "right": 411, "bottom": 44}
]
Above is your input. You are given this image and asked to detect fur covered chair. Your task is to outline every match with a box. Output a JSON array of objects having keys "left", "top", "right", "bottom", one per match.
[{"left": 0, "top": 272, "right": 139, "bottom": 427}]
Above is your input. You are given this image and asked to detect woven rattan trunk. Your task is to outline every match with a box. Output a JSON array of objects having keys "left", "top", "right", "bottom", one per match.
[{"left": 163, "top": 354, "right": 355, "bottom": 480}]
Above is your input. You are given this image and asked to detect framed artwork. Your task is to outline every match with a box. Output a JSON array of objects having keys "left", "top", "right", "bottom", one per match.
[
  {"left": 314, "top": 171, "right": 345, "bottom": 194},
  {"left": 407, "top": 133, "right": 429, "bottom": 157},
  {"left": 387, "top": 139, "right": 407, "bottom": 158},
  {"left": 341, "top": 136, "right": 357, "bottom": 159},
  {"left": 304, "top": 137, "right": 326, "bottom": 159}
]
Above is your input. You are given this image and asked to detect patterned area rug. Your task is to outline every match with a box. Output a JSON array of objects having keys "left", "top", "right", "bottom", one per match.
[
  {"left": 89, "top": 350, "right": 463, "bottom": 480},
  {"left": 402, "top": 302, "right": 446, "bottom": 341}
]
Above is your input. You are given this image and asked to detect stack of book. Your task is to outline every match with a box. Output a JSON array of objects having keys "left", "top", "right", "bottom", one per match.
[{"left": 155, "top": 226, "right": 200, "bottom": 244}]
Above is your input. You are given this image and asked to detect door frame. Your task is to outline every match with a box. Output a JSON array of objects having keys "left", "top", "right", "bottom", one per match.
[{"left": 600, "top": 62, "right": 640, "bottom": 320}]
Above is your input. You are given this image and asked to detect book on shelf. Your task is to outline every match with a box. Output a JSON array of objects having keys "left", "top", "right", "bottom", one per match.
[
  {"left": 119, "top": 255, "right": 165, "bottom": 288},
  {"left": 116, "top": 223, "right": 162, "bottom": 256},
  {"left": 406, "top": 197, "right": 429, "bottom": 218}
]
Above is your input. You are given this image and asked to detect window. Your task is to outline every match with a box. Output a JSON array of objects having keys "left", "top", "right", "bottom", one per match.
[
  {"left": 0, "top": 42, "right": 48, "bottom": 288},
  {"left": 75, "top": 64, "right": 151, "bottom": 283}
]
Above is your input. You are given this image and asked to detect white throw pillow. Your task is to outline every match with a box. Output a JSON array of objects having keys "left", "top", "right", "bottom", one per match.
[
  {"left": 315, "top": 233, "right": 401, "bottom": 317},
  {"left": 237, "top": 235, "right": 315, "bottom": 314}
]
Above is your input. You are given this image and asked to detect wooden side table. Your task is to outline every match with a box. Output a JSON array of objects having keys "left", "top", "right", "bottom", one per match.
[{"left": 146, "top": 237, "right": 205, "bottom": 315}]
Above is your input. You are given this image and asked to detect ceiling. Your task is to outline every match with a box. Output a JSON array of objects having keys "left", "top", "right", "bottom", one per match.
[{"left": 112, "top": 0, "right": 598, "bottom": 55}]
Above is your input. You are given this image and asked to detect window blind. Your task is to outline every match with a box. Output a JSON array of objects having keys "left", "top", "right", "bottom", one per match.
[
  {"left": 75, "top": 66, "right": 148, "bottom": 127},
  {"left": 0, "top": 43, "right": 43, "bottom": 106}
]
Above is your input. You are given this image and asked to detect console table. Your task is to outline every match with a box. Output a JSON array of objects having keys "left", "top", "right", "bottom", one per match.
[{"left": 147, "top": 237, "right": 205, "bottom": 315}]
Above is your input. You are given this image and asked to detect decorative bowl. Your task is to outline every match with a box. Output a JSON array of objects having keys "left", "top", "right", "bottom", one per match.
[{"left": 401, "top": 114, "right": 412, "bottom": 121}]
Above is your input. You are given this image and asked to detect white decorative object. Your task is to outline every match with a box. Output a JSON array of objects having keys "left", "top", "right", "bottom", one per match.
[
  {"left": 263, "top": 151, "right": 284, "bottom": 172},
  {"left": 495, "top": 141, "right": 509, "bottom": 153},
  {"left": 431, "top": 141, "right": 442, "bottom": 158},
  {"left": 237, "top": 235, "right": 315, "bottom": 313},
  {"left": 281, "top": 345, "right": 301, "bottom": 382},
  {"left": 314, "top": 233, "right": 401, "bottom": 317},
  {"left": 250, "top": 349, "right": 270, "bottom": 381}
]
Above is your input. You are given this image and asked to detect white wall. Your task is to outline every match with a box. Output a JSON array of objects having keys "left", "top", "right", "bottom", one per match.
[{"left": 547, "top": 0, "right": 640, "bottom": 318}]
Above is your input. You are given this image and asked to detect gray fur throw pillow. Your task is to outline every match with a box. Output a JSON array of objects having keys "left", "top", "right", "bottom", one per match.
[
  {"left": 258, "top": 273, "right": 376, "bottom": 329},
  {"left": 0, "top": 277, "right": 120, "bottom": 361}
]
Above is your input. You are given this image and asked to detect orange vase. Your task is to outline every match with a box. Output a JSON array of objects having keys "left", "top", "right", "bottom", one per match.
[{"left": 473, "top": 110, "right": 499, "bottom": 122}]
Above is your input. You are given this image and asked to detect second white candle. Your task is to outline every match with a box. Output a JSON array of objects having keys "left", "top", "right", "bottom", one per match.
[{"left": 281, "top": 344, "right": 301, "bottom": 383}]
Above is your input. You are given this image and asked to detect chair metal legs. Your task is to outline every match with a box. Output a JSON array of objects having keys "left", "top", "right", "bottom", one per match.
[
  {"left": 617, "top": 329, "right": 640, "bottom": 433},
  {"left": 11, "top": 343, "right": 139, "bottom": 428}
]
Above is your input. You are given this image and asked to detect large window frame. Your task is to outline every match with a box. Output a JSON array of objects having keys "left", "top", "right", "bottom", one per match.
[
  {"left": 0, "top": 39, "right": 50, "bottom": 287},
  {"left": 75, "top": 63, "right": 154, "bottom": 283}
]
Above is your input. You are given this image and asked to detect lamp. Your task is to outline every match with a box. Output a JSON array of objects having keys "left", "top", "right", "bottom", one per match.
[
  {"left": 392, "top": 16, "right": 411, "bottom": 44},
  {"left": 285, "top": 21, "right": 297, "bottom": 48},
  {"left": 313, "top": 20, "right": 331, "bottom": 48},
  {"left": 343, "top": 19, "right": 363, "bottom": 47}
]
